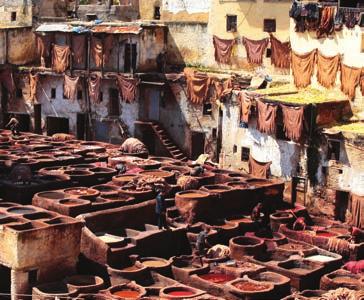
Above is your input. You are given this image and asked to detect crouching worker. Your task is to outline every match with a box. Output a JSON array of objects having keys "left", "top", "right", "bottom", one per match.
[
  {"left": 193, "top": 225, "right": 212, "bottom": 266},
  {"left": 6, "top": 115, "right": 20, "bottom": 136}
]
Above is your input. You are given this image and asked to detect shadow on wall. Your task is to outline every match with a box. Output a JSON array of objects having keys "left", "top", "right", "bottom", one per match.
[{"left": 166, "top": 30, "right": 187, "bottom": 71}]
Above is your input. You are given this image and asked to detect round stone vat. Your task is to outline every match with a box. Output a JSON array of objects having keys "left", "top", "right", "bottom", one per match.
[
  {"left": 229, "top": 236, "right": 265, "bottom": 260},
  {"left": 160, "top": 286, "right": 201, "bottom": 299},
  {"left": 64, "top": 187, "right": 100, "bottom": 200},
  {"left": 227, "top": 278, "right": 274, "bottom": 299},
  {"left": 175, "top": 190, "right": 214, "bottom": 224},
  {"left": 270, "top": 212, "right": 295, "bottom": 232},
  {"left": 65, "top": 275, "right": 104, "bottom": 294}
]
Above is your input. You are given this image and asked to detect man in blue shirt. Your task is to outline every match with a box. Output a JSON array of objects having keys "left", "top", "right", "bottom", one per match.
[{"left": 155, "top": 185, "right": 168, "bottom": 230}]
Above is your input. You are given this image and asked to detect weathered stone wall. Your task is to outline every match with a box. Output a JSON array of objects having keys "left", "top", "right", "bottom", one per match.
[
  {"left": 77, "top": 1, "right": 140, "bottom": 22},
  {"left": 0, "top": 0, "right": 32, "bottom": 27},
  {"left": 166, "top": 22, "right": 213, "bottom": 68},
  {"left": 159, "top": 81, "right": 219, "bottom": 160},
  {"left": 0, "top": 27, "right": 36, "bottom": 66}
]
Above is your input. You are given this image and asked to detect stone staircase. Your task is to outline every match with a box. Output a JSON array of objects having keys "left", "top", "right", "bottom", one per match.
[{"left": 135, "top": 121, "right": 188, "bottom": 162}]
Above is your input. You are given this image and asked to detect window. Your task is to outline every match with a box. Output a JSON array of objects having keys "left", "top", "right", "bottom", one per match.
[
  {"left": 226, "top": 15, "right": 237, "bottom": 32},
  {"left": 233, "top": 145, "right": 238, "bottom": 153},
  {"left": 203, "top": 103, "right": 212, "bottom": 115},
  {"left": 99, "top": 92, "right": 103, "bottom": 103},
  {"left": 339, "top": 0, "right": 364, "bottom": 9},
  {"left": 264, "top": 19, "right": 276, "bottom": 33},
  {"left": 327, "top": 139, "right": 341, "bottom": 161},
  {"left": 28, "top": 270, "right": 38, "bottom": 285},
  {"left": 77, "top": 90, "right": 83, "bottom": 100},
  {"left": 51, "top": 88, "right": 56, "bottom": 99},
  {"left": 124, "top": 43, "right": 137, "bottom": 73},
  {"left": 16, "top": 89, "right": 23, "bottom": 98},
  {"left": 109, "top": 88, "right": 120, "bottom": 116},
  {"left": 154, "top": 6, "right": 161, "bottom": 20},
  {"left": 212, "top": 128, "right": 217, "bottom": 139},
  {"left": 241, "top": 147, "right": 250, "bottom": 161},
  {"left": 86, "top": 14, "right": 97, "bottom": 22},
  {"left": 266, "top": 48, "right": 272, "bottom": 58},
  {"left": 11, "top": 12, "right": 16, "bottom": 22}
]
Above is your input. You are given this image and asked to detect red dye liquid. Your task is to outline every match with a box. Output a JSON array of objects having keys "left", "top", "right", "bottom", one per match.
[
  {"left": 113, "top": 290, "right": 140, "bottom": 299},
  {"left": 167, "top": 290, "right": 196, "bottom": 296},
  {"left": 199, "top": 273, "right": 235, "bottom": 284}
]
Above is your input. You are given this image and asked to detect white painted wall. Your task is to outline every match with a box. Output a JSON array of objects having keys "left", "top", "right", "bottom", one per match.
[
  {"left": 162, "top": 0, "right": 210, "bottom": 14},
  {"left": 220, "top": 92, "right": 301, "bottom": 178}
]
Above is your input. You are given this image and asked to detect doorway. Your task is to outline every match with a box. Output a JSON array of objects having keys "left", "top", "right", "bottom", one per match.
[
  {"left": 191, "top": 131, "right": 205, "bottom": 160},
  {"left": 0, "top": 265, "right": 11, "bottom": 295}
]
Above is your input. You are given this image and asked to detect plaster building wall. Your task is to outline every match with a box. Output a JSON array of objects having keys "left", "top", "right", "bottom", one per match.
[
  {"left": 220, "top": 92, "right": 301, "bottom": 178},
  {"left": 204, "top": 0, "right": 291, "bottom": 73},
  {"left": 139, "top": 0, "right": 210, "bottom": 22}
]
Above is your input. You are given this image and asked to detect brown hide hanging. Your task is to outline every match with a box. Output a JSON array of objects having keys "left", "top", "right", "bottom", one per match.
[
  {"left": 249, "top": 155, "right": 272, "bottom": 179},
  {"left": 270, "top": 34, "right": 291, "bottom": 69},
  {"left": 29, "top": 73, "right": 39, "bottom": 103},
  {"left": 88, "top": 74, "right": 101, "bottom": 104},
  {"left": 63, "top": 75, "right": 80, "bottom": 101},
  {"left": 91, "top": 36, "right": 103, "bottom": 68},
  {"left": 116, "top": 75, "right": 140, "bottom": 103},
  {"left": 341, "top": 64, "right": 361, "bottom": 100},
  {"left": 184, "top": 68, "right": 211, "bottom": 104},
  {"left": 316, "top": 52, "right": 340, "bottom": 89},
  {"left": 52, "top": 45, "right": 71, "bottom": 73},
  {"left": 72, "top": 35, "right": 86, "bottom": 65},
  {"left": 291, "top": 50, "right": 316, "bottom": 88},
  {"left": 213, "top": 35, "right": 236, "bottom": 64},
  {"left": 256, "top": 99, "right": 278, "bottom": 135},
  {"left": 242, "top": 37, "right": 269, "bottom": 65},
  {"left": 0, "top": 69, "right": 16, "bottom": 100},
  {"left": 238, "top": 91, "right": 252, "bottom": 123},
  {"left": 281, "top": 105, "right": 305, "bottom": 142},
  {"left": 350, "top": 193, "right": 364, "bottom": 229}
]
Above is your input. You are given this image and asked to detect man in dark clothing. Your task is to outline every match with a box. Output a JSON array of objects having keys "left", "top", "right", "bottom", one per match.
[
  {"left": 155, "top": 187, "right": 168, "bottom": 230},
  {"left": 190, "top": 165, "right": 205, "bottom": 177},
  {"left": 194, "top": 226, "right": 211, "bottom": 266},
  {"left": 115, "top": 163, "right": 126, "bottom": 175},
  {"left": 251, "top": 202, "right": 272, "bottom": 237},
  {"left": 6, "top": 116, "right": 20, "bottom": 136}
]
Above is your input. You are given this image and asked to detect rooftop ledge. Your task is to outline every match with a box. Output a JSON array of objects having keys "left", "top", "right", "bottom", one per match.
[{"left": 256, "top": 84, "right": 348, "bottom": 105}]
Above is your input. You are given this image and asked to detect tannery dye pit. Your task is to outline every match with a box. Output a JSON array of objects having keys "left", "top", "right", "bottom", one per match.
[{"left": 0, "top": 1, "right": 364, "bottom": 299}]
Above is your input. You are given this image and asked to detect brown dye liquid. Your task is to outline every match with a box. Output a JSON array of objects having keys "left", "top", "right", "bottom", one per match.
[
  {"left": 279, "top": 243, "right": 309, "bottom": 251},
  {"left": 113, "top": 290, "right": 140, "bottom": 298},
  {"left": 332, "top": 277, "right": 359, "bottom": 285},
  {"left": 233, "top": 281, "right": 270, "bottom": 291},
  {"left": 142, "top": 260, "right": 168, "bottom": 268},
  {"left": 181, "top": 193, "right": 206, "bottom": 198},
  {"left": 122, "top": 265, "right": 140, "bottom": 272},
  {"left": 230, "top": 217, "right": 251, "bottom": 223}
]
